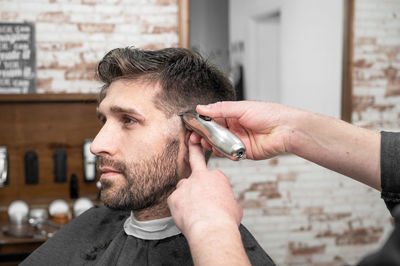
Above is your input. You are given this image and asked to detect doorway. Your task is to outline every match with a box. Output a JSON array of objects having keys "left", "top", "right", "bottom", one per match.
[{"left": 247, "top": 11, "right": 281, "bottom": 102}]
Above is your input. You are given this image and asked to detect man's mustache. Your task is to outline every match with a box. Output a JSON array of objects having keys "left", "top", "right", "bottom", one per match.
[{"left": 97, "top": 156, "right": 127, "bottom": 175}]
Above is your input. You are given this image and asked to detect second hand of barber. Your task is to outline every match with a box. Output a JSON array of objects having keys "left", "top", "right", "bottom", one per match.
[{"left": 168, "top": 138, "right": 250, "bottom": 266}]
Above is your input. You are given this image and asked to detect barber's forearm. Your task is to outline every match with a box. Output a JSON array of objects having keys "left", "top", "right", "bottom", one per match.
[
  {"left": 186, "top": 221, "right": 251, "bottom": 266},
  {"left": 286, "top": 110, "right": 381, "bottom": 190}
]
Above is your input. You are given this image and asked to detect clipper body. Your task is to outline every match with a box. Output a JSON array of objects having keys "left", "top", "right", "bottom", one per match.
[{"left": 179, "top": 110, "right": 246, "bottom": 161}]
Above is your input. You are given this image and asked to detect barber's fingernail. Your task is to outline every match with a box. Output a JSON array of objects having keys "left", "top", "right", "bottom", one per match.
[{"left": 197, "top": 104, "right": 210, "bottom": 109}]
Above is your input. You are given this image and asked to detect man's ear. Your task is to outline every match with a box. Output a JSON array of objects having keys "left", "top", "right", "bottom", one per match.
[{"left": 184, "top": 131, "right": 191, "bottom": 147}]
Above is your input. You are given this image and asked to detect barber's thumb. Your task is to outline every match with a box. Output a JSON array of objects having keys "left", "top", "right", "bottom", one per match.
[
  {"left": 197, "top": 101, "right": 238, "bottom": 118},
  {"left": 196, "top": 102, "right": 223, "bottom": 117}
]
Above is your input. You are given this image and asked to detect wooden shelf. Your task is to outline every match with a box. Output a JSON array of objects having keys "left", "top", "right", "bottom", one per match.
[
  {"left": 0, "top": 93, "right": 98, "bottom": 103},
  {"left": 0, "top": 93, "right": 101, "bottom": 207}
]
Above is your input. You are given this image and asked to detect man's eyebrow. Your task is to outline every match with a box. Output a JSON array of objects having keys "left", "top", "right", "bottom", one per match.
[
  {"left": 96, "top": 106, "right": 146, "bottom": 121},
  {"left": 110, "top": 106, "right": 144, "bottom": 117}
]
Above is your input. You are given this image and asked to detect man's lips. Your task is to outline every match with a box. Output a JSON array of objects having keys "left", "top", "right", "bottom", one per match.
[{"left": 99, "top": 167, "right": 122, "bottom": 178}]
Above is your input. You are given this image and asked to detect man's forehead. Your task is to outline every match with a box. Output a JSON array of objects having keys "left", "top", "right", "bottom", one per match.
[
  {"left": 99, "top": 79, "right": 161, "bottom": 113},
  {"left": 97, "top": 79, "right": 183, "bottom": 137}
]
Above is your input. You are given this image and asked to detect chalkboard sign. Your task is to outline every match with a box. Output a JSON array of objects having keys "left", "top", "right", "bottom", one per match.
[{"left": 0, "top": 23, "right": 36, "bottom": 93}]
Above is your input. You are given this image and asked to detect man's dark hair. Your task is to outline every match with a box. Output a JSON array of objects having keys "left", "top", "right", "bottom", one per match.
[{"left": 96, "top": 47, "right": 235, "bottom": 116}]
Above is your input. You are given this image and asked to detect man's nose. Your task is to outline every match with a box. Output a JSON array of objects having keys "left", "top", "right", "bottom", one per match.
[{"left": 90, "top": 123, "right": 118, "bottom": 156}]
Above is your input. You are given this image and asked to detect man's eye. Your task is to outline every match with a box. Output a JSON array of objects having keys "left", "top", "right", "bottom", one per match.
[
  {"left": 122, "top": 116, "right": 136, "bottom": 126},
  {"left": 97, "top": 116, "right": 106, "bottom": 125}
]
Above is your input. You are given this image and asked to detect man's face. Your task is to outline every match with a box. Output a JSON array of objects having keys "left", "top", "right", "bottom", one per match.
[{"left": 90, "top": 79, "right": 189, "bottom": 211}]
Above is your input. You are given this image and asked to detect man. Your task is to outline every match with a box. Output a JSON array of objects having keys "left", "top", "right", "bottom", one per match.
[
  {"left": 168, "top": 100, "right": 400, "bottom": 266},
  {"left": 21, "top": 48, "right": 275, "bottom": 265}
]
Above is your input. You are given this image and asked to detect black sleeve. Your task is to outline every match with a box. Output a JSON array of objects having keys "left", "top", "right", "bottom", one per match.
[
  {"left": 355, "top": 132, "right": 400, "bottom": 266},
  {"left": 380, "top": 131, "right": 400, "bottom": 214}
]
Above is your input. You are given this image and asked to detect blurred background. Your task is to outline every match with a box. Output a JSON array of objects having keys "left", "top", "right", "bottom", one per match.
[{"left": 0, "top": 0, "right": 399, "bottom": 265}]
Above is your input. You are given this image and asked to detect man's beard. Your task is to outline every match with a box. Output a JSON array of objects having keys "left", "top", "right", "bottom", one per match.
[{"left": 97, "top": 139, "right": 180, "bottom": 211}]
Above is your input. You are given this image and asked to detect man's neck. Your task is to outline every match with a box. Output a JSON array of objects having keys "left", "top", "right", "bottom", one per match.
[{"left": 133, "top": 200, "right": 171, "bottom": 221}]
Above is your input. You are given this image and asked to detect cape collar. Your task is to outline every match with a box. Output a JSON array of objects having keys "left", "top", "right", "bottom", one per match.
[{"left": 123, "top": 212, "right": 181, "bottom": 240}]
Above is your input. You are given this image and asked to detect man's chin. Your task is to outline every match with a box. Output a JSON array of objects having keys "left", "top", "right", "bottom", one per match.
[
  {"left": 102, "top": 201, "right": 131, "bottom": 211},
  {"left": 100, "top": 187, "right": 126, "bottom": 209},
  {"left": 100, "top": 188, "right": 148, "bottom": 211},
  {"left": 102, "top": 196, "right": 165, "bottom": 213},
  {"left": 101, "top": 196, "right": 132, "bottom": 211}
]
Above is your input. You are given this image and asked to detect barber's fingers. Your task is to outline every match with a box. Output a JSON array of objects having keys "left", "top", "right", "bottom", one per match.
[
  {"left": 196, "top": 101, "right": 247, "bottom": 120},
  {"left": 189, "top": 132, "right": 225, "bottom": 158},
  {"left": 175, "top": 178, "right": 187, "bottom": 188},
  {"left": 188, "top": 141, "right": 207, "bottom": 172},
  {"left": 190, "top": 132, "right": 213, "bottom": 150},
  {"left": 189, "top": 132, "right": 202, "bottom": 144},
  {"left": 200, "top": 138, "right": 212, "bottom": 150},
  {"left": 213, "top": 117, "right": 228, "bottom": 128}
]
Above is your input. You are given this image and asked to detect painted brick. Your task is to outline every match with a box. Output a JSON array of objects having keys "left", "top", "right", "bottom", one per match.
[
  {"left": 155, "top": 0, "right": 177, "bottom": 5},
  {"left": 1, "top": 11, "right": 19, "bottom": 20},
  {"left": 77, "top": 23, "right": 115, "bottom": 33},
  {"left": 37, "top": 42, "right": 84, "bottom": 51},
  {"left": 209, "top": 153, "right": 393, "bottom": 265},
  {"left": 353, "top": 0, "right": 400, "bottom": 132},
  {"left": 0, "top": 0, "right": 179, "bottom": 94},
  {"left": 36, "top": 78, "right": 52, "bottom": 89},
  {"left": 93, "top": 4, "right": 124, "bottom": 15},
  {"left": 37, "top": 11, "right": 70, "bottom": 23}
]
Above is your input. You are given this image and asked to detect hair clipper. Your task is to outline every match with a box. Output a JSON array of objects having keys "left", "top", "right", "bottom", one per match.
[{"left": 179, "top": 110, "right": 246, "bottom": 161}]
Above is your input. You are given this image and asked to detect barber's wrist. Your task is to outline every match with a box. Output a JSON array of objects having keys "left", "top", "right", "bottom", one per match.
[
  {"left": 185, "top": 218, "right": 239, "bottom": 244},
  {"left": 283, "top": 107, "right": 312, "bottom": 156},
  {"left": 186, "top": 219, "right": 249, "bottom": 266}
]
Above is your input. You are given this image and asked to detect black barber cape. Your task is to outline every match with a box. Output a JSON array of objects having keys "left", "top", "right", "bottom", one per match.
[{"left": 21, "top": 206, "right": 275, "bottom": 265}]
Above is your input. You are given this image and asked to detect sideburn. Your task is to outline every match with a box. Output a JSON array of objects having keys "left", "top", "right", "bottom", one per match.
[{"left": 129, "top": 139, "right": 181, "bottom": 210}]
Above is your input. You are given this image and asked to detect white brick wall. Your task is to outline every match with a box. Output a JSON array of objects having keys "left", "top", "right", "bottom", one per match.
[
  {"left": 352, "top": 0, "right": 400, "bottom": 131},
  {"left": 0, "top": 0, "right": 179, "bottom": 93},
  {"left": 208, "top": 154, "right": 393, "bottom": 265}
]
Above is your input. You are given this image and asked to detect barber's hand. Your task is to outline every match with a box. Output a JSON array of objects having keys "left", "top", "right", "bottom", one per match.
[
  {"left": 193, "top": 101, "right": 297, "bottom": 160},
  {"left": 168, "top": 140, "right": 242, "bottom": 238}
]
